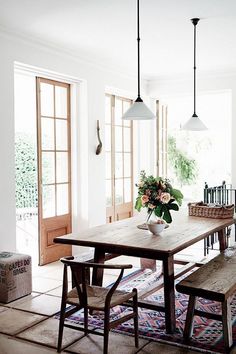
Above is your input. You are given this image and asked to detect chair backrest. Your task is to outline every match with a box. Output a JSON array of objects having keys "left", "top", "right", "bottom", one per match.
[
  {"left": 204, "top": 181, "right": 236, "bottom": 209},
  {"left": 60, "top": 256, "right": 132, "bottom": 308}
]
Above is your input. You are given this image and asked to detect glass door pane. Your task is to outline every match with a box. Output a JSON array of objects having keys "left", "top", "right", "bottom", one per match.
[
  {"left": 40, "top": 83, "right": 54, "bottom": 117},
  {"left": 55, "top": 86, "right": 67, "bottom": 118},
  {"left": 43, "top": 185, "right": 55, "bottom": 218},
  {"left": 57, "top": 184, "right": 69, "bottom": 215}
]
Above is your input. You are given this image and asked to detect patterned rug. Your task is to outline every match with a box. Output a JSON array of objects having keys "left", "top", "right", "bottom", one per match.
[{"left": 56, "top": 266, "right": 236, "bottom": 353}]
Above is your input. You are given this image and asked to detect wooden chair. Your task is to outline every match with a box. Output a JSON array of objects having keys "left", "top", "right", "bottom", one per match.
[
  {"left": 57, "top": 256, "right": 139, "bottom": 354},
  {"left": 176, "top": 248, "right": 236, "bottom": 351}
]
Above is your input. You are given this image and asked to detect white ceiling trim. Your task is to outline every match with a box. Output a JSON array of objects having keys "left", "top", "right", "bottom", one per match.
[{"left": 0, "top": 25, "right": 138, "bottom": 82}]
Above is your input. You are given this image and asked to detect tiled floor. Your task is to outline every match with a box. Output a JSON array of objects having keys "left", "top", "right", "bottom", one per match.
[{"left": 0, "top": 233, "right": 235, "bottom": 353}]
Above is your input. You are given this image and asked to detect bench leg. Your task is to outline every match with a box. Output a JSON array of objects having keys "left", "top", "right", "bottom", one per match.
[
  {"left": 222, "top": 299, "right": 233, "bottom": 350},
  {"left": 184, "top": 295, "right": 196, "bottom": 340}
]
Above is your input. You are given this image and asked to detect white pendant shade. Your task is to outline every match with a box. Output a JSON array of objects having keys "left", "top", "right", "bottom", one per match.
[
  {"left": 182, "top": 114, "right": 207, "bottom": 131},
  {"left": 182, "top": 18, "right": 207, "bottom": 131},
  {"left": 122, "top": 100, "right": 156, "bottom": 120},
  {"left": 121, "top": 0, "right": 155, "bottom": 121}
]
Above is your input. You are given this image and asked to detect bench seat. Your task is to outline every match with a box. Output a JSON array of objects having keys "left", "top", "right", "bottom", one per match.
[{"left": 176, "top": 247, "right": 236, "bottom": 351}]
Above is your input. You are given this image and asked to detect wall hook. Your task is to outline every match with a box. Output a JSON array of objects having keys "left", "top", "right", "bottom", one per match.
[{"left": 96, "top": 120, "right": 102, "bottom": 155}]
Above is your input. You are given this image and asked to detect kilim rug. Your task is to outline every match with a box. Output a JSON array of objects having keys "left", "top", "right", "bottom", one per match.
[{"left": 55, "top": 266, "right": 236, "bottom": 353}]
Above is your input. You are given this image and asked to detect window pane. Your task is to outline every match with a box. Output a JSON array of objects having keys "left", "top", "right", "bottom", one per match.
[
  {"left": 57, "top": 184, "right": 69, "bottom": 215},
  {"left": 124, "top": 178, "right": 131, "bottom": 203},
  {"left": 115, "top": 179, "right": 123, "bottom": 204},
  {"left": 123, "top": 101, "right": 131, "bottom": 127},
  {"left": 115, "top": 126, "right": 122, "bottom": 151},
  {"left": 115, "top": 153, "right": 123, "bottom": 178},
  {"left": 106, "top": 179, "right": 112, "bottom": 207},
  {"left": 124, "top": 127, "right": 131, "bottom": 152},
  {"left": 40, "top": 83, "right": 54, "bottom": 117},
  {"left": 115, "top": 98, "right": 122, "bottom": 125},
  {"left": 105, "top": 124, "right": 111, "bottom": 151},
  {"left": 56, "top": 152, "right": 68, "bottom": 183},
  {"left": 124, "top": 153, "right": 131, "bottom": 177},
  {"left": 42, "top": 185, "right": 55, "bottom": 218},
  {"left": 56, "top": 119, "right": 68, "bottom": 150},
  {"left": 55, "top": 86, "right": 67, "bottom": 118},
  {"left": 106, "top": 152, "right": 111, "bottom": 179},
  {"left": 42, "top": 152, "right": 55, "bottom": 184},
  {"left": 41, "top": 118, "right": 54, "bottom": 150},
  {"left": 105, "top": 96, "right": 111, "bottom": 124}
]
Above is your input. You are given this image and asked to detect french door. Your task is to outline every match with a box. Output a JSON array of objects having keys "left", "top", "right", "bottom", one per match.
[
  {"left": 105, "top": 94, "right": 133, "bottom": 223},
  {"left": 36, "top": 78, "right": 72, "bottom": 265}
]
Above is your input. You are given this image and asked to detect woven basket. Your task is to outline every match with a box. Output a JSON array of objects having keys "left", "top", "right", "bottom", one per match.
[{"left": 188, "top": 202, "right": 234, "bottom": 219}]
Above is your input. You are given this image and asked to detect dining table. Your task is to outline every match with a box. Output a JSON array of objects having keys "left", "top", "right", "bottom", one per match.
[{"left": 54, "top": 212, "right": 235, "bottom": 334}]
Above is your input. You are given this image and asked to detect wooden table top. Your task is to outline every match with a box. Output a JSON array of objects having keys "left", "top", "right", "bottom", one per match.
[{"left": 54, "top": 212, "right": 235, "bottom": 258}]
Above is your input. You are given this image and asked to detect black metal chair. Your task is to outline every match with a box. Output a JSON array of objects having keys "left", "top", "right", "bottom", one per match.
[{"left": 203, "top": 181, "right": 236, "bottom": 255}]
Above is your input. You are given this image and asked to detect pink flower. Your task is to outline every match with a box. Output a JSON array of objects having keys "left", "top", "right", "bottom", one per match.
[
  {"left": 141, "top": 195, "right": 149, "bottom": 205},
  {"left": 160, "top": 192, "right": 171, "bottom": 204},
  {"left": 156, "top": 189, "right": 162, "bottom": 199}
]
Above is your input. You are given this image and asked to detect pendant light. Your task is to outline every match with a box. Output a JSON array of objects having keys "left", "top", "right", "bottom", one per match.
[
  {"left": 182, "top": 18, "right": 207, "bottom": 131},
  {"left": 122, "top": 0, "right": 155, "bottom": 120}
]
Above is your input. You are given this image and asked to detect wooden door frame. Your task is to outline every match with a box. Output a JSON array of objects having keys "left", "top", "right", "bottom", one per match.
[
  {"left": 36, "top": 77, "right": 72, "bottom": 265},
  {"left": 105, "top": 93, "right": 134, "bottom": 222}
]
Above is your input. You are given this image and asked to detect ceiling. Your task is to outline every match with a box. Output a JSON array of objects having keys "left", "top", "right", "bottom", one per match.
[{"left": 0, "top": 0, "right": 236, "bottom": 79}]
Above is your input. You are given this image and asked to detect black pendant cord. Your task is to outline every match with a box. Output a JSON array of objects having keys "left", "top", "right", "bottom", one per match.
[
  {"left": 136, "top": 0, "right": 143, "bottom": 102},
  {"left": 191, "top": 18, "right": 199, "bottom": 116}
]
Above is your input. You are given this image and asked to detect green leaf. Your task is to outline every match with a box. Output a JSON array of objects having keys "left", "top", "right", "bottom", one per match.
[
  {"left": 162, "top": 205, "right": 172, "bottom": 223},
  {"left": 135, "top": 197, "right": 142, "bottom": 212},
  {"left": 154, "top": 205, "right": 163, "bottom": 217},
  {"left": 171, "top": 188, "right": 184, "bottom": 206},
  {"left": 168, "top": 203, "right": 179, "bottom": 211}
]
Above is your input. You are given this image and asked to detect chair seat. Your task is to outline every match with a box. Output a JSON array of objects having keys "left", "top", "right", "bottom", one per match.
[{"left": 67, "top": 285, "right": 135, "bottom": 310}]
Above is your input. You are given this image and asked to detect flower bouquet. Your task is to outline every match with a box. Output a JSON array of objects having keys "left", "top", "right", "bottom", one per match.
[{"left": 135, "top": 171, "right": 183, "bottom": 224}]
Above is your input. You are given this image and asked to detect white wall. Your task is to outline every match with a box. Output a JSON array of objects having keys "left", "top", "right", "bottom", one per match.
[
  {"left": 0, "top": 31, "right": 153, "bottom": 252},
  {"left": 147, "top": 72, "right": 236, "bottom": 187}
]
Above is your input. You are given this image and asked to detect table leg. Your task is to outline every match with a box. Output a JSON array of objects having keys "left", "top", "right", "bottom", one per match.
[
  {"left": 92, "top": 248, "right": 105, "bottom": 286},
  {"left": 218, "top": 228, "right": 227, "bottom": 251},
  {"left": 163, "top": 256, "right": 176, "bottom": 333}
]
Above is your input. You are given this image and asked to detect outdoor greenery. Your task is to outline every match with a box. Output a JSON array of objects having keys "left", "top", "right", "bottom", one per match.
[
  {"left": 15, "top": 133, "right": 38, "bottom": 209},
  {"left": 168, "top": 136, "right": 198, "bottom": 187}
]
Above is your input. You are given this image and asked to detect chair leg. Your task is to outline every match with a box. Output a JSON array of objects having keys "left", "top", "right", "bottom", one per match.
[
  {"left": 183, "top": 295, "right": 196, "bottom": 340},
  {"left": 84, "top": 306, "right": 88, "bottom": 335},
  {"left": 133, "top": 288, "right": 139, "bottom": 348},
  {"left": 103, "top": 308, "right": 110, "bottom": 354},
  {"left": 222, "top": 299, "right": 233, "bottom": 350},
  {"left": 57, "top": 300, "right": 67, "bottom": 352},
  {"left": 207, "top": 236, "right": 210, "bottom": 254},
  {"left": 204, "top": 238, "right": 207, "bottom": 257},
  {"left": 211, "top": 233, "right": 215, "bottom": 249}
]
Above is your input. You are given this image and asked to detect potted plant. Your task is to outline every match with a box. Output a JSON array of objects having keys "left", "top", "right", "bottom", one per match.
[{"left": 135, "top": 171, "right": 183, "bottom": 224}]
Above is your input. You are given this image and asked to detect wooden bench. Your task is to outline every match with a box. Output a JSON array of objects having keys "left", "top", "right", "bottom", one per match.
[{"left": 176, "top": 247, "right": 236, "bottom": 351}]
